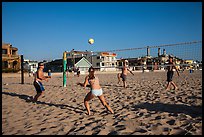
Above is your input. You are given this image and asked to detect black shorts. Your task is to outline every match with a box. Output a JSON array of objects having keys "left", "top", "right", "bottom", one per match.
[
  {"left": 120, "top": 74, "right": 127, "bottom": 81},
  {"left": 167, "top": 71, "right": 174, "bottom": 82},
  {"left": 33, "top": 81, "right": 45, "bottom": 93}
]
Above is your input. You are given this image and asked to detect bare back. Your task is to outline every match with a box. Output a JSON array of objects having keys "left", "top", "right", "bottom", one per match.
[
  {"left": 122, "top": 66, "right": 129, "bottom": 75},
  {"left": 167, "top": 62, "right": 175, "bottom": 71}
]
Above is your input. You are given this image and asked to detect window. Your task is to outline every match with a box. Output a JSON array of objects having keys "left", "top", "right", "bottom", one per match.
[
  {"left": 102, "top": 63, "right": 104, "bottom": 66},
  {"left": 119, "top": 62, "right": 122, "bottom": 66},
  {"left": 12, "top": 50, "right": 17, "bottom": 55},
  {"left": 101, "top": 57, "right": 104, "bottom": 61},
  {"left": 2, "top": 49, "right": 7, "bottom": 54},
  {"left": 97, "top": 56, "right": 100, "bottom": 59},
  {"left": 96, "top": 63, "right": 100, "bottom": 66},
  {"left": 2, "top": 61, "right": 8, "bottom": 68},
  {"left": 32, "top": 64, "right": 37, "bottom": 68}
]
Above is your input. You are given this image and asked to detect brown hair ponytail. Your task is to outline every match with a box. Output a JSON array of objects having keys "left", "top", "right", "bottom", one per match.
[{"left": 88, "top": 67, "right": 95, "bottom": 79}]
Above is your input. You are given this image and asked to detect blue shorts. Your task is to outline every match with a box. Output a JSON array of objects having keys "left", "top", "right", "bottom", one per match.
[
  {"left": 33, "top": 81, "right": 45, "bottom": 93},
  {"left": 91, "top": 89, "right": 103, "bottom": 96}
]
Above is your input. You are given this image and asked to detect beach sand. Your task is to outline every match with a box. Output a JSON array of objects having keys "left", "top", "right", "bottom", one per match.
[{"left": 2, "top": 70, "right": 202, "bottom": 135}]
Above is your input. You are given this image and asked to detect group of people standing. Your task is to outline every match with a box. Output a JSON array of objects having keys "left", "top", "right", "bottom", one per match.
[{"left": 32, "top": 56, "right": 180, "bottom": 115}]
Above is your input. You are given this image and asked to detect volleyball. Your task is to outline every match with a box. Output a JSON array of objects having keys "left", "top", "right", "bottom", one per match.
[{"left": 88, "top": 38, "right": 94, "bottom": 44}]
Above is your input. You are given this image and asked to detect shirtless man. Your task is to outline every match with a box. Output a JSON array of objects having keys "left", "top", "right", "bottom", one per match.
[
  {"left": 77, "top": 67, "right": 114, "bottom": 115},
  {"left": 117, "top": 60, "right": 134, "bottom": 88},
  {"left": 165, "top": 56, "right": 180, "bottom": 91},
  {"left": 33, "top": 62, "right": 50, "bottom": 102}
]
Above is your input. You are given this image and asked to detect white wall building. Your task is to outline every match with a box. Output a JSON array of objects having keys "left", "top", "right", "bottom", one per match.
[
  {"left": 24, "top": 59, "right": 38, "bottom": 73},
  {"left": 93, "top": 52, "right": 117, "bottom": 71},
  {"left": 66, "top": 50, "right": 117, "bottom": 72}
]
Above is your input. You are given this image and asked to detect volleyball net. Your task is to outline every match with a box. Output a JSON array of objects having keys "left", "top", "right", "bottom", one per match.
[
  {"left": 62, "top": 40, "right": 202, "bottom": 87},
  {"left": 90, "top": 41, "right": 202, "bottom": 71}
]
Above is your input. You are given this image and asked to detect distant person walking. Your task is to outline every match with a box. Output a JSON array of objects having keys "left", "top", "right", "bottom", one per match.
[
  {"left": 76, "top": 67, "right": 80, "bottom": 77},
  {"left": 117, "top": 60, "right": 134, "bottom": 88},
  {"left": 165, "top": 56, "right": 180, "bottom": 91},
  {"left": 33, "top": 62, "right": 50, "bottom": 102},
  {"left": 77, "top": 67, "right": 114, "bottom": 115},
  {"left": 48, "top": 69, "right": 51, "bottom": 78},
  {"left": 28, "top": 70, "right": 32, "bottom": 77}
]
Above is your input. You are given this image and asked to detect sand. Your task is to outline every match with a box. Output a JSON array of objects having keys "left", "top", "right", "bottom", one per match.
[{"left": 2, "top": 70, "right": 202, "bottom": 135}]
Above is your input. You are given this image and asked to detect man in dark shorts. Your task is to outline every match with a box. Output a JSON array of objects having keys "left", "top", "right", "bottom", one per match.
[
  {"left": 120, "top": 73, "right": 127, "bottom": 82},
  {"left": 33, "top": 62, "right": 50, "bottom": 102},
  {"left": 117, "top": 60, "right": 134, "bottom": 88},
  {"left": 165, "top": 56, "right": 180, "bottom": 91}
]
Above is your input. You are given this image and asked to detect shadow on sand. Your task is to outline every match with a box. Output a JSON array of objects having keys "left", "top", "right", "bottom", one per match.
[
  {"left": 132, "top": 102, "right": 202, "bottom": 118},
  {"left": 3, "top": 82, "right": 65, "bottom": 87},
  {"left": 2, "top": 91, "right": 84, "bottom": 114}
]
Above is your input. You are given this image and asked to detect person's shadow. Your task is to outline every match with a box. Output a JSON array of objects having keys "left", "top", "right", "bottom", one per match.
[
  {"left": 131, "top": 102, "right": 202, "bottom": 118},
  {"left": 2, "top": 91, "right": 84, "bottom": 114},
  {"left": 2, "top": 91, "right": 31, "bottom": 101}
]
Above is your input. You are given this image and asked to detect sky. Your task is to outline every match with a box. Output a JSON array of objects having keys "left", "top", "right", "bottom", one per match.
[{"left": 2, "top": 2, "right": 202, "bottom": 61}]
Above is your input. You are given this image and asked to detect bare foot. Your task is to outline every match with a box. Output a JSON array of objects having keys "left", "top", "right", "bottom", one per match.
[
  {"left": 110, "top": 110, "right": 114, "bottom": 114},
  {"left": 165, "top": 88, "right": 170, "bottom": 92}
]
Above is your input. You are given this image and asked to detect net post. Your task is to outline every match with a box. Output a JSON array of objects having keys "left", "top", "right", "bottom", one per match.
[
  {"left": 63, "top": 51, "right": 67, "bottom": 87},
  {"left": 21, "top": 55, "right": 24, "bottom": 84}
]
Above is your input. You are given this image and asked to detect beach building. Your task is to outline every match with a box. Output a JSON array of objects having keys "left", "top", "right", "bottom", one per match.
[
  {"left": 24, "top": 59, "right": 38, "bottom": 73},
  {"left": 66, "top": 50, "right": 117, "bottom": 72},
  {"left": 74, "top": 57, "right": 92, "bottom": 74},
  {"left": 155, "top": 48, "right": 169, "bottom": 70},
  {"left": 121, "top": 48, "right": 171, "bottom": 71},
  {"left": 94, "top": 52, "right": 117, "bottom": 71},
  {"left": 66, "top": 50, "right": 92, "bottom": 65},
  {"left": 44, "top": 59, "right": 62, "bottom": 72},
  {"left": 122, "top": 57, "right": 146, "bottom": 71},
  {"left": 2, "top": 43, "right": 21, "bottom": 72},
  {"left": 184, "top": 60, "right": 194, "bottom": 70},
  {"left": 184, "top": 60, "right": 194, "bottom": 64},
  {"left": 44, "top": 56, "right": 92, "bottom": 74}
]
